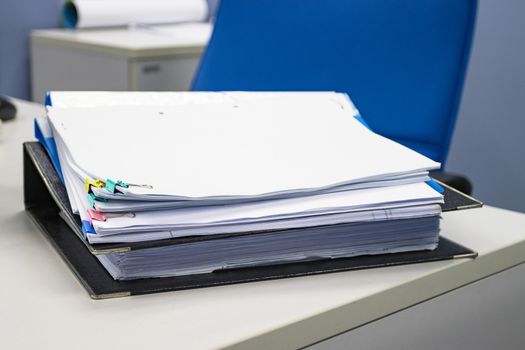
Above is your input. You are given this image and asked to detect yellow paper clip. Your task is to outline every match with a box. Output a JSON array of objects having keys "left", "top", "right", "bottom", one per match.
[{"left": 83, "top": 178, "right": 105, "bottom": 193}]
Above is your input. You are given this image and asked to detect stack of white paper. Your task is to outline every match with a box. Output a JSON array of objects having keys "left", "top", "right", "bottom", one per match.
[{"left": 41, "top": 91, "right": 443, "bottom": 280}]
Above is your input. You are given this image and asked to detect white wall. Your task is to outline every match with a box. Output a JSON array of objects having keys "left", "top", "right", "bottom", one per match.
[{"left": 447, "top": 0, "right": 525, "bottom": 212}]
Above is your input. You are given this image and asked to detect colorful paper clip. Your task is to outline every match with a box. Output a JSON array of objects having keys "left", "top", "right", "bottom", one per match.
[
  {"left": 81, "top": 220, "right": 96, "bottom": 237},
  {"left": 105, "top": 179, "right": 129, "bottom": 194},
  {"left": 84, "top": 178, "right": 105, "bottom": 193},
  {"left": 87, "top": 208, "right": 107, "bottom": 222},
  {"left": 87, "top": 193, "right": 109, "bottom": 208}
]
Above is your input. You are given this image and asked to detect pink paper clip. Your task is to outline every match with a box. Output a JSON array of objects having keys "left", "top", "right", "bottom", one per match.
[{"left": 87, "top": 208, "right": 107, "bottom": 222}]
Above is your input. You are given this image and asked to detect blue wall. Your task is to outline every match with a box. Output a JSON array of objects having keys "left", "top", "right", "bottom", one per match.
[
  {"left": 0, "top": 0, "right": 63, "bottom": 99},
  {"left": 446, "top": 0, "right": 525, "bottom": 212}
]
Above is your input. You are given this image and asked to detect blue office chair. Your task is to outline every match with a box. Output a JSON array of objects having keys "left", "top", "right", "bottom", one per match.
[{"left": 193, "top": 0, "right": 477, "bottom": 193}]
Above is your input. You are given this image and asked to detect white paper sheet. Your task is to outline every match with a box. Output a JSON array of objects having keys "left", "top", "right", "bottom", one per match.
[
  {"left": 91, "top": 173, "right": 430, "bottom": 212},
  {"left": 97, "top": 216, "right": 440, "bottom": 279},
  {"left": 52, "top": 120, "right": 441, "bottom": 240},
  {"left": 47, "top": 91, "right": 357, "bottom": 111},
  {"left": 87, "top": 204, "right": 441, "bottom": 243},
  {"left": 47, "top": 92, "right": 439, "bottom": 199},
  {"left": 92, "top": 183, "right": 442, "bottom": 234}
]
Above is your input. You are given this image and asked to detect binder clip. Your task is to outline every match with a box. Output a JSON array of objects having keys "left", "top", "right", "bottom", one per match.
[
  {"left": 84, "top": 178, "right": 105, "bottom": 193},
  {"left": 87, "top": 208, "right": 107, "bottom": 222},
  {"left": 81, "top": 220, "right": 96, "bottom": 237},
  {"left": 87, "top": 193, "right": 109, "bottom": 209},
  {"left": 105, "top": 179, "right": 129, "bottom": 194}
]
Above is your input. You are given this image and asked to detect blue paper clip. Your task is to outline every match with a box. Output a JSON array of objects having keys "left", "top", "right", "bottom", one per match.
[{"left": 81, "top": 220, "right": 95, "bottom": 237}]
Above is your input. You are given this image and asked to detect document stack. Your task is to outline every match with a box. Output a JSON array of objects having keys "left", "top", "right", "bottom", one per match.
[{"left": 36, "top": 91, "right": 444, "bottom": 280}]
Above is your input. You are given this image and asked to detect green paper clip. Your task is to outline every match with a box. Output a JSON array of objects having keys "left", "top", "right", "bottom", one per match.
[
  {"left": 105, "top": 179, "right": 117, "bottom": 194},
  {"left": 117, "top": 180, "right": 129, "bottom": 188},
  {"left": 88, "top": 193, "right": 109, "bottom": 208},
  {"left": 105, "top": 179, "right": 129, "bottom": 193}
]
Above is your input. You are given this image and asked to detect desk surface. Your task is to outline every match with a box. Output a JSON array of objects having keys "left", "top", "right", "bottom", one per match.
[{"left": 1, "top": 99, "right": 525, "bottom": 350}]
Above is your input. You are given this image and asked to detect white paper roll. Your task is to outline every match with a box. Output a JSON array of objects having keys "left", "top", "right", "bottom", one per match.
[{"left": 63, "top": 0, "right": 209, "bottom": 29}]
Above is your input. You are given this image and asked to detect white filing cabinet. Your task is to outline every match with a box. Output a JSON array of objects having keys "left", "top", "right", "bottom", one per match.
[{"left": 30, "top": 23, "right": 212, "bottom": 103}]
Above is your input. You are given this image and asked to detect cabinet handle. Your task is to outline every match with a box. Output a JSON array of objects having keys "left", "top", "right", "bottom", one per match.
[{"left": 142, "top": 64, "right": 161, "bottom": 74}]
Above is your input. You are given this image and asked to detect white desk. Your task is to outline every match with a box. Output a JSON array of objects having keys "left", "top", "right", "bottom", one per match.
[
  {"left": 30, "top": 24, "right": 211, "bottom": 103},
  {"left": 1, "top": 99, "right": 525, "bottom": 350}
]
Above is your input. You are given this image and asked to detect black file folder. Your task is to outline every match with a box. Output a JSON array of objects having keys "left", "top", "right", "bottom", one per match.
[{"left": 23, "top": 142, "right": 481, "bottom": 299}]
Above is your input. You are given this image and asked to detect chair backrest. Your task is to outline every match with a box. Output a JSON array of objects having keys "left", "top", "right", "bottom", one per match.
[{"left": 192, "top": 0, "right": 477, "bottom": 165}]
